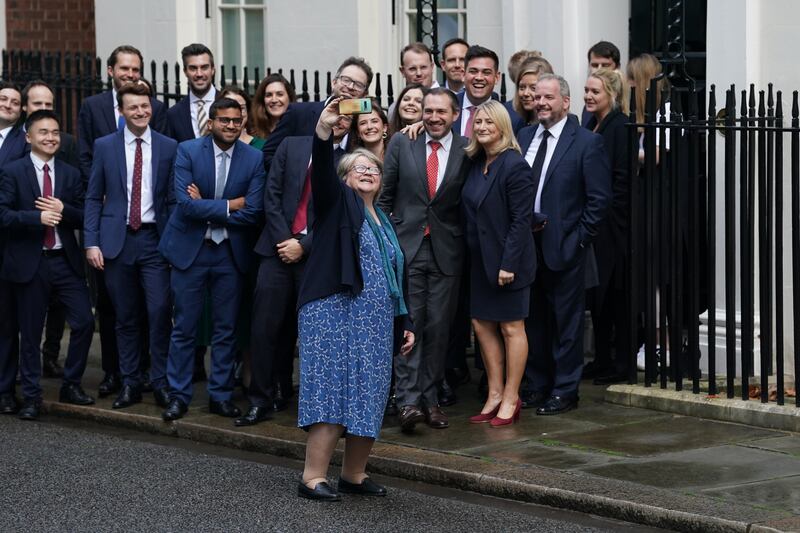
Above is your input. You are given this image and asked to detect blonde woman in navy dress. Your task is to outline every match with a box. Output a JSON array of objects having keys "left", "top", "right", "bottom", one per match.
[
  {"left": 462, "top": 100, "right": 536, "bottom": 427},
  {"left": 296, "top": 98, "right": 415, "bottom": 501}
]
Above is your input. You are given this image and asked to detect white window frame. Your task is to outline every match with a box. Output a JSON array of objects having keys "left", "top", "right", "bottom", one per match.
[
  {"left": 216, "top": 0, "right": 267, "bottom": 77},
  {"left": 402, "top": 0, "right": 467, "bottom": 53}
]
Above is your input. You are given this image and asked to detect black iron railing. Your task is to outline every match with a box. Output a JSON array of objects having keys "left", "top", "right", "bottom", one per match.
[{"left": 630, "top": 80, "right": 800, "bottom": 406}]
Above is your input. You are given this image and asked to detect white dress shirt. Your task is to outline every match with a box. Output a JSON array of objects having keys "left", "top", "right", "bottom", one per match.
[
  {"left": 0, "top": 125, "right": 13, "bottom": 150},
  {"left": 112, "top": 88, "right": 121, "bottom": 127},
  {"left": 525, "top": 114, "right": 569, "bottom": 212},
  {"left": 30, "top": 153, "right": 63, "bottom": 250},
  {"left": 205, "top": 141, "right": 234, "bottom": 240},
  {"left": 424, "top": 130, "right": 453, "bottom": 192},
  {"left": 459, "top": 92, "right": 483, "bottom": 137},
  {"left": 124, "top": 126, "right": 155, "bottom": 224},
  {"left": 190, "top": 86, "right": 217, "bottom": 138}
]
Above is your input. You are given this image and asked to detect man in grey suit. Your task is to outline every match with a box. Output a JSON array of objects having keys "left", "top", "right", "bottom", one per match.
[{"left": 378, "top": 88, "right": 469, "bottom": 431}]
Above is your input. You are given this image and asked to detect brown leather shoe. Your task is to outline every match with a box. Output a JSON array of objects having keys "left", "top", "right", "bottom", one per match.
[
  {"left": 424, "top": 406, "right": 449, "bottom": 429},
  {"left": 398, "top": 405, "right": 426, "bottom": 431}
]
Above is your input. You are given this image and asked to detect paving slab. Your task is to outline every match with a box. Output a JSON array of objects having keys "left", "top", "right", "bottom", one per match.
[
  {"left": 458, "top": 438, "right": 624, "bottom": 469},
  {"left": 552, "top": 415, "right": 782, "bottom": 457},
  {"left": 700, "top": 475, "right": 800, "bottom": 515},
  {"left": 744, "top": 435, "right": 800, "bottom": 457},
  {"left": 582, "top": 445, "right": 800, "bottom": 490}
]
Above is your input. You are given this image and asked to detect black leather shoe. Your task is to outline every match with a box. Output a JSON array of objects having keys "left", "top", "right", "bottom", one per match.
[
  {"left": 593, "top": 371, "right": 630, "bottom": 386},
  {"left": 112, "top": 384, "right": 142, "bottom": 409},
  {"left": 42, "top": 358, "right": 64, "bottom": 378},
  {"left": 398, "top": 405, "right": 426, "bottom": 432},
  {"left": 536, "top": 395, "right": 578, "bottom": 416},
  {"left": 384, "top": 394, "right": 398, "bottom": 417},
  {"left": 437, "top": 379, "right": 458, "bottom": 407},
  {"left": 234, "top": 405, "right": 273, "bottom": 426},
  {"left": 153, "top": 388, "right": 170, "bottom": 408},
  {"left": 59, "top": 383, "right": 95, "bottom": 405},
  {"left": 338, "top": 477, "right": 387, "bottom": 496},
  {"left": 97, "top": 373, "right": 121, "bottom": 398},
  {"left": 17, "top": 399, "right": 40, "bottom": 421},
  {"left": 162, "top": 398, "right": 188, "bottom": 421},
  {"left": 0, "top": 393, "right": 19, "bottom": 414},
  {"left": 298, "top": 481, "right": 340, "bottom": 501},
  {"left": 521, "top": 390, "right": 549, "bottom": 409},
  {"left": 209, "top": 399, "right": 241, "bottom": 418}
]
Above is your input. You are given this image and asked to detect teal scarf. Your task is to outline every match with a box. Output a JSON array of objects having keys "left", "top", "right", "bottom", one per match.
[{"left": 364, "top": 207, "right": 408, "bottom": 317}]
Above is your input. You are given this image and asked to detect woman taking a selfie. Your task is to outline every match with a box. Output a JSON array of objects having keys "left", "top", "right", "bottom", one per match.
[{"left": 296, "top": 98, "right": 414, "bottom": 501}]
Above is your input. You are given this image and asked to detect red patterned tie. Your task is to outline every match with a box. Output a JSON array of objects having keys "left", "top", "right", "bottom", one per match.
[
  {"left": 290, "top": 163, "right": 313, "bottom": 235},
  {"left": 464, "top": 106, "right": 476, "bottom": 138},
  {"left": 42, "top": 163, "right": 55, "bottom": 249},
  {"left": 424, "top": 141, "right": 441, "bottom": 236},
  {"left": 129, "top": 138, "right": 143, "bottom": 230}
]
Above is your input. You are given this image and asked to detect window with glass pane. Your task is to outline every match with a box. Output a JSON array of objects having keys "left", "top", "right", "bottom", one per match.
[
  {"left": 405, "top": 0, "right": 467, "bottom": 52},
  {"left": 219, "top": 0, "right": 265, "bottom": 77}
]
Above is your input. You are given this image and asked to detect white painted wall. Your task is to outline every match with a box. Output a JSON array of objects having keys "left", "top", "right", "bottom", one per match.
[{"left": 0, "top": 0, "right": 6, "bottom": 55}]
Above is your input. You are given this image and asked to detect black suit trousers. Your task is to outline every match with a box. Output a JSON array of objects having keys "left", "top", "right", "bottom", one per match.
[{"left": 247, "top": 254, "right": 305, "bottom": 407}]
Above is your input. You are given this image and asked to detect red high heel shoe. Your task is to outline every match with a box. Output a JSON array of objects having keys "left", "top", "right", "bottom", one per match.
[
  {"left": 469, "top": 403, "right": 500, "bottom": 423},
  {"left": 489, "top": 399, "right": 522, "bottom": 428}
]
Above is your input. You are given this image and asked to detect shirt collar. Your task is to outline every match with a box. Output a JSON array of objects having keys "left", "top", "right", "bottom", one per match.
[
  {"left": 462, "top": 92, "right": 477, "bottom": 110},
  {"left": 334, "top": 133, "right": 348, "bottom": 151},
  {"left": 213, "top": 139, "right": 235, "bottom": 159},
  {"left": 124, "top": 125, "right": 152, "bottom": 145},
  {"left": 190, "top": 86, "right": 217, "bottom": 105},
  {"left": 0, "top": 125, "right": 13, "bottom": 139},
  {"left": 425, "top": 130, "right": 453, "bottom": 152},
  {"left": 30, "top": 152, "right": 54, "bottom": 171},
  {"left": 535, "top": 114, "right": 568, "bottom": 141},
  {"left": 112, "top": 88, "right": 118, "bottom": 109}
]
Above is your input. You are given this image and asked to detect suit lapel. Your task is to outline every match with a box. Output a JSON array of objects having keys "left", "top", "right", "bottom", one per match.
[
  {"left": 150, "top": 132, "right": 161, "bottom": 194},
  {"left": 182, "top": 98, "right": 195, "bottom": 139},
  {"left": 53, "top": 159, "right": 64, "bottom": 198},
  {"left": 115, "top": 130, "right": 128, "bottom": 195},
  {"left": 435, "top": 135, "right": 465, "bottom": 201},
  {"left": 476, "top": 152, "right": 506, "bottom": 209},
  {"left": 223, "top": 141, "right": 243, "bottom": 197},
  {"left": 103, "top": 91, "right": 117, "bottom": 133},
  {"left": 0, "top": 127, "right": 20, "bottom": 166},
  {"left": 203, "top": 136, "right": 216, "bottom": 197},
  {"left": 412, "top": 136, "right": 428, "bottom": 198},
  {"left": 25, "top": 158, "right": 42, "bottom": 198},
  {"left": 542, "top": 121, "right": 576, "bottom": 189}
]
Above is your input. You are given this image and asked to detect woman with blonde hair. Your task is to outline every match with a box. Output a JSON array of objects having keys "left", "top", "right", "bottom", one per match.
[
  {"left": 512, "top": 57, "right": 554, "bottom": 126},
  {"left": 462, "top": 100, "right": 535, "bottom": 427},
  {"left": 582, "top": 68, "right": 633, "bottom": 385}
]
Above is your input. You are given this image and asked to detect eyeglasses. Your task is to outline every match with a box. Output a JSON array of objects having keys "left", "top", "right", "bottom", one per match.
[
  {"left": 350, "top": 164, "right": 380, "bottom": 176},
  {"left": 336, "top": 74, "right": 367, "bottom": 93},
  {"left": 214, "top": 117, "right": 244, "bottom": 127}
]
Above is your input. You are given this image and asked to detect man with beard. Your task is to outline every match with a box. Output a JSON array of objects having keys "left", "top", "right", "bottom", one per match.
[{"left": 167, "top": 44, "right": 218, "bottom": 142}]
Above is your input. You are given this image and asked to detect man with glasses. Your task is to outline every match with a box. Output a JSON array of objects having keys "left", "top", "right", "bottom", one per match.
[
  {"left": 157, "top": 98, "right": 265, "bottom": 421},
  {"left": 388, "top": 42, "right": 439, "bottom": 121},
  {"left": 262, "top": 57, "right": 373, "bottom": 172}
]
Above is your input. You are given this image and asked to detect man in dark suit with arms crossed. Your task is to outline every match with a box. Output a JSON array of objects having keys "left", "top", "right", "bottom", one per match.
[{"left": 522, "top": 74, "right": 610, "bottom": 415}]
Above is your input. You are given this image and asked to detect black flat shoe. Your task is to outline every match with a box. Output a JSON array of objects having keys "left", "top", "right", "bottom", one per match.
[
  {"left": 162, "top": 398, "right": 188, "bottom": 421},
  {"left": 536, "top": 395, "right": 578, "bottom": 416},
  {"left": 112, "top": 384, "right": 142, "bottom": 409},
  {"left": 437, "top": 379, "right": 458, "bottom": 407},
  {"left": 17, "top": 400, "right": 40, "bottom": 421},
  {"left": 234, "top": 405, "right": 273, "bottom": 426},
  {"left": 42, "top": 358, "right": 64, "bottom": 378},
  {"left": 520, "top": 390, "right": 549, "bottom": 409},
  {"left": 0, "top": 393, "right": 18, "bottom": 414},
  {"left": 338, "top": 477, "right": 387, "bottom": 496},
  {"left": 59, "top": 383, "right": 95, "bottom": 405},
  {"left": 298, "top": 481, "right": 340, "bottom": 501},
  {"left": 209, "top": 399, "right": 241, "bottom": 418}
]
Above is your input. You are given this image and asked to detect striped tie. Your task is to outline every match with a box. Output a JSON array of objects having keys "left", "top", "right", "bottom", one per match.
[{"left": 196, "top": 100, "right": 207, "bottom": 137}]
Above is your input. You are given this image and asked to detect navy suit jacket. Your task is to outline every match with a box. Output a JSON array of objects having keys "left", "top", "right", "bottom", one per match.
[
  {"left": 78, "top": 91, "right": 167, "bottom": 180},
  {"left": 0, "top": 126, "right": 29, "bottom": 167},
  {"left": 254, "top": 135, "right": 313, "bottom": 257},
  {"left": 522, "top": 116, "right": 611, "bottom": 272},
  {"left": 0, "top": 157, "right": 85, "bottom": 283},
  {"left": 465, "top": 150, "right": 536, "bottom": 289},
  {"left": 166, "top": 95, "right": 196, "bottom": 143},
  {"left": 84, "top": 128, "right": 178, "bottom": 258},
  {"left": 451, "top": 91, "right": 499, "bottom": 136},
  {"left": 158, "top": 136, "right": 265, "bottom": 273},
  {"left": 262, "top": 101, "right": 326, "bottom": 172}
]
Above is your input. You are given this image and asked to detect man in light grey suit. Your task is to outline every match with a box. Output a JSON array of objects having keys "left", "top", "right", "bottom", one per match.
[{"left": 378, "top": 87, "right": 469, "bottom": 432}]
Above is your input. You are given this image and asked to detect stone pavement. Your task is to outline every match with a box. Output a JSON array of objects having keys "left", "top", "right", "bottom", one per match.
[{"left": 26, "top": 337, "right": 800, "bottom": 532}]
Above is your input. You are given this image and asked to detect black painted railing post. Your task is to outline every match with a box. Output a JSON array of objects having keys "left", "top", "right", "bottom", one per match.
[
  {"left": 791, "top": 91, "right": 800, "bottom": 407},
  {"left": 301, "top": 69, "right": 309, "bottom": 102},
  {"left": 707, "top": 85, "right": 718, "bottom": 395},
  {"left": 724, "top": 86, "right": 737, "bottom": 397},
  {"left": 627, "top": 87, "right": 640, "bottom": 384},
  {"left": 774, "top": 90, "right": 784, "bottom": 405},
  {"left": 313, "top": 70, "right": 320, "bottom": 102}
]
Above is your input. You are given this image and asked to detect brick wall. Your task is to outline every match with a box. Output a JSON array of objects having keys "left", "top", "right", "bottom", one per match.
[{"left": 6, "top": 0, "right": 96, "bottom": 54}]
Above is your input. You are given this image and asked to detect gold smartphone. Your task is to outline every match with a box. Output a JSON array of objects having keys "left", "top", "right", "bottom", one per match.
[{"left": 338, "top": 98, "right": 373, "bottom": 115}]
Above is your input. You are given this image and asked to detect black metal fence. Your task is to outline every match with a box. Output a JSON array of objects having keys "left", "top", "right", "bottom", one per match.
[{"left": 630, "top": 78, "right": 800, "bottom": 406}]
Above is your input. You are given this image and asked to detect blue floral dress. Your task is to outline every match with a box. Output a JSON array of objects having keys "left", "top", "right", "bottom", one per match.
[{"left": 297, "top": 219, "right": 395, "bottom": 439}]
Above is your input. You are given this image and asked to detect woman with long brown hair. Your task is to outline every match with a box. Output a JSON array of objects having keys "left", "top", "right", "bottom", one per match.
[{"left": 250, "top": 73, "right": 297, "bottom": 139}]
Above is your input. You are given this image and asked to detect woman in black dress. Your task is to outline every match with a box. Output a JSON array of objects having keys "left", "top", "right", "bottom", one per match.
[
  {"left": 583, "top": 68, "right": 631, "bottom": 384},
  {"left": 462, "top": 100, "right": 536, "bottom": 427}
]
